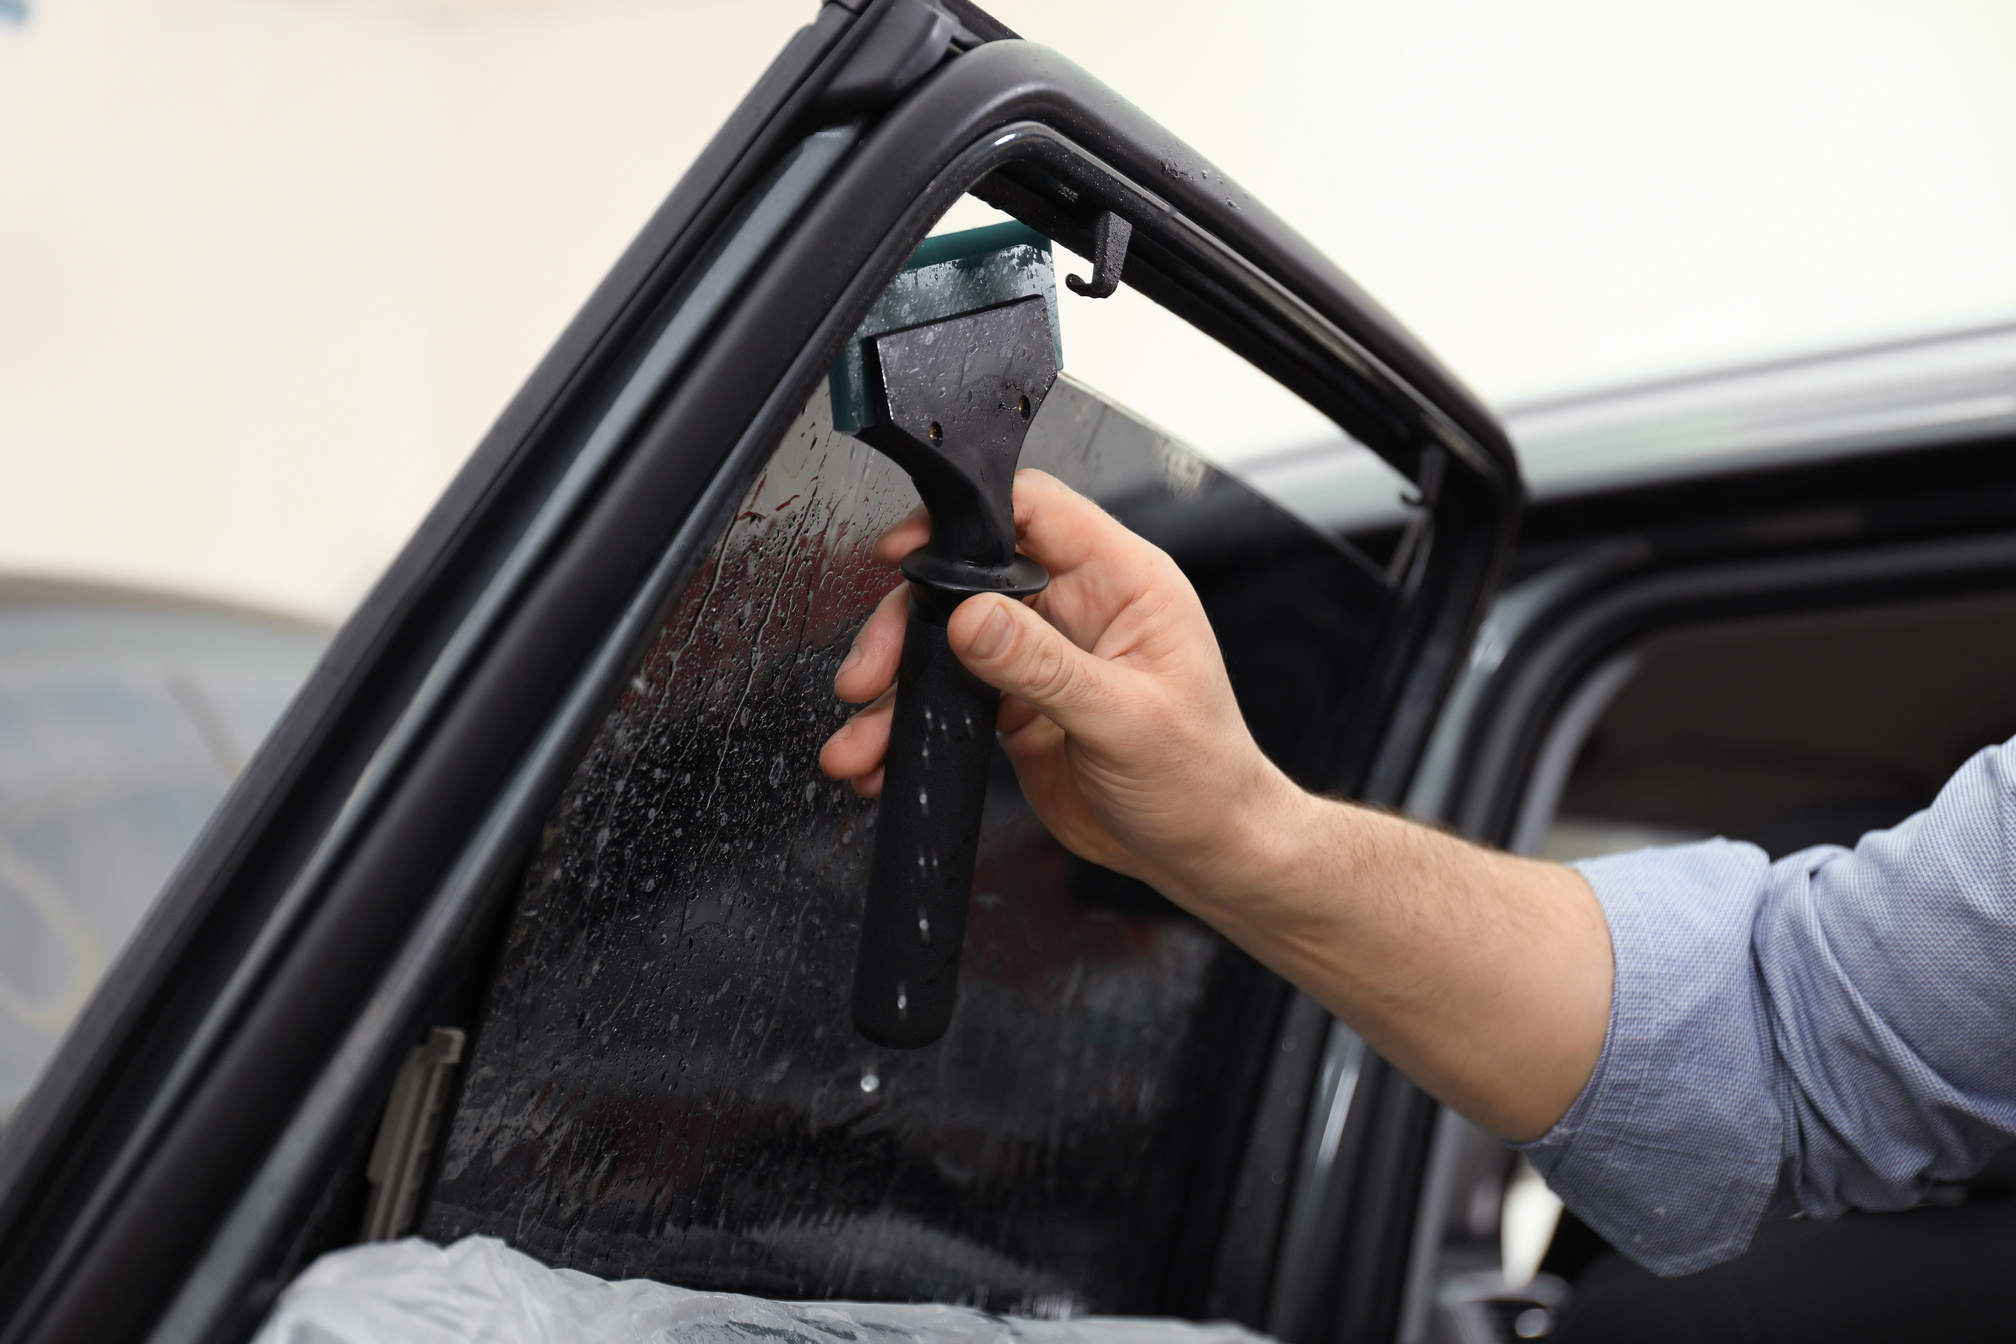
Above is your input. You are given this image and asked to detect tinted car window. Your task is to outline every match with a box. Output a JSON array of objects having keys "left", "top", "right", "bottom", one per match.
[
  {"left": 0, "top": 586, "right": 327, "bottom": 1118},
  {"left": 422, "top": 358, "right": 1397, "bottom": 1312}
]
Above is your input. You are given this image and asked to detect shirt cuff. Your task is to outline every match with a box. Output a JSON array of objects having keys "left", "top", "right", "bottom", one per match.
[{"left": 1516, "top": 839, "right": 1788, "bottom": 1276}]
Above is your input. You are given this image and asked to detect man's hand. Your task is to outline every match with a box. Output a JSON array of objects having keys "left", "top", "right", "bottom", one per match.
[
  {"left": 820, "top": 469, "right": 1295, "bottom": 906},
  {"left": 820, "top": 470, "right": 1613, "bottom": 1143}
]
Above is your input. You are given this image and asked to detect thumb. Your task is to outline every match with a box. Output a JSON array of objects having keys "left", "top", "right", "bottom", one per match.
[{"left": 948, "top": 593, "right": 1114, "bottom": 732}]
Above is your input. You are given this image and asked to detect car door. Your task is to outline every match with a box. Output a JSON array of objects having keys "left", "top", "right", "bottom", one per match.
[{"left": 0, "top": 5, "right": 1521, "bottom": 1343}]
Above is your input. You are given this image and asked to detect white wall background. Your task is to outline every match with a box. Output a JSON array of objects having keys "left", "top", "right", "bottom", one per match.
[{"left": 3, "top": 0, "right": 2013, "bottom": 620}]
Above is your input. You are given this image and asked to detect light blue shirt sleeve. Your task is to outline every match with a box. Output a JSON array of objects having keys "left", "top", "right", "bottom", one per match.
[{"left": 1518, "top": 735, "right": 2016, "bottom": 1276}]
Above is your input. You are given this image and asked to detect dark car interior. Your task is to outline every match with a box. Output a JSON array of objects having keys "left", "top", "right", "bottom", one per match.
[{"left": 1550, "top": 594, "right": 2016, "bottom": 859}]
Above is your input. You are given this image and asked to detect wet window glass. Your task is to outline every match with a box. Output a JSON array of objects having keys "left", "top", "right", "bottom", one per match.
[
  {"left": 0, "top": 586, "right": 328, "bottom": 1120},
  {"left": 424, "top": 232, "right": 1410, "bottom": 1315}
]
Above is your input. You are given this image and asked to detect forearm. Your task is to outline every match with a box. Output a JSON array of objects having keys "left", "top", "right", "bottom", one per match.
[{"left": 1156, "top": 774, "right": 1613, "bottom": 1142}]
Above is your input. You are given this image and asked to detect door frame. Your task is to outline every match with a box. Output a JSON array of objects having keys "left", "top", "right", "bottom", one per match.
[{"left": 0, "top": 10, "right": 1520, "bottom": 1343}]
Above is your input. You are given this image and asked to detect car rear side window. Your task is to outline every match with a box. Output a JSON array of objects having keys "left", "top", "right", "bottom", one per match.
[{"left": 421, "top": 359, "right": 1399, "bottom": 1313}]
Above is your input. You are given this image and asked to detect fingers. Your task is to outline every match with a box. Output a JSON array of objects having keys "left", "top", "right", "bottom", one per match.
[
  {"left": 1010, "top": 472, "right": 1189, "bottom": 656},
  {"left": 1007, "top": 470, "right": 1137, "bottom": 576},
  {"left": 946, "top": 592, "right": 1125, "bottom": 737},
  {"left": 856, "top": 471, "right": 1193, "bottom": 773},
  {"left": 995, "top": 691, "right": 1040, "bottom": 735},
  {"left": 834, "top": 583, "right": 908, "bottom": 704},
  {"left": 872, "top": 471, "right": 1147, "bottom": 582},
  {"left": 872, "top": 506, "right": 930, "bottom": 568},
  {"left": 823, "top": 580, "right": 905, "bottom": 792},
  {"left": 819, "top": 686, "right": 895, "bottom": 796}
]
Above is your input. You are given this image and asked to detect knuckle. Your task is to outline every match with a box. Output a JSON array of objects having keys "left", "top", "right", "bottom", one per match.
[{"left": 1020, "top": 633, "right": 1075, "bottom": 699}]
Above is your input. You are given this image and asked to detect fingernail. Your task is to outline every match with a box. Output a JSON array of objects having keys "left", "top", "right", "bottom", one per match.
[
  {"left": 835, "top": 643, "right": 862, "bottom": 684},
  {"left": 969, "top": 598, "right": 1014, "bottom": 660}
]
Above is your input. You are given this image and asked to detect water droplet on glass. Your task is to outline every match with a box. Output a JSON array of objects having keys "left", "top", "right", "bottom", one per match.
[
  {"left": 918, "top": 908, "right": 930, "bottom": 943},
  {"left": 860, "top": 1071, "right": 880, "bottom": 1093},
  {"left": 896, "top": 983, "right": 908, "bottom": 1014},
  {"left": 918, "top": 787, "right": 929, "bottom": 816}
]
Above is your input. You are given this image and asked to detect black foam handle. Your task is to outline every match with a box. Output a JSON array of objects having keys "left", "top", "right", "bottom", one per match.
[{"left": 851, "top": 584, "right": 1000, "bottom": 1048}]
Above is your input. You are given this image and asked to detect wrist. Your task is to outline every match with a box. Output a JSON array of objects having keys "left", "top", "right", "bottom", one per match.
[{"left": 1157, "top": 759, "right": 1342, "bottom": 934}]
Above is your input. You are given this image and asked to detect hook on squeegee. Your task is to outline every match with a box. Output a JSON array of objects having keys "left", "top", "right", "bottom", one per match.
[{"left": 1065, "top": 210, "right": 1132, "bottom": 300}]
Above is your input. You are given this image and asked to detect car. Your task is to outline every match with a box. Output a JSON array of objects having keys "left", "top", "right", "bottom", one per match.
[
  {"left": 0, "top": 579, "right": 327, "bottom": 1127},
  {"left": 0, "top": 4, "right": 2011, "bottom": 1343}
]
